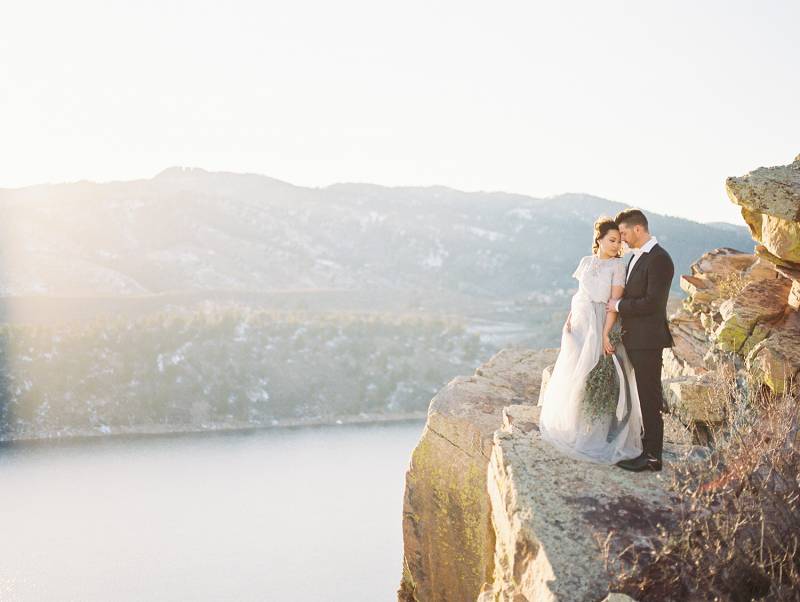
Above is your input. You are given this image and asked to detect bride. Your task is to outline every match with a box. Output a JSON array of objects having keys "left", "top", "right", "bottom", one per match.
[{"left": 539, "top": 217, "right": 644, "bottom": 464}]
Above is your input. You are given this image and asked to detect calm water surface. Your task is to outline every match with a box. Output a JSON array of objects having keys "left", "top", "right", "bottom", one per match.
[{"left": 0, "top": 420, "right": 425, "bottom": 601}]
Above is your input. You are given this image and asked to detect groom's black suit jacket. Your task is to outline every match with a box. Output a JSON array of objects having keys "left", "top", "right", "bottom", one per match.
[{"left": 618, "top": 243, "right": 675, "bottom": 350}]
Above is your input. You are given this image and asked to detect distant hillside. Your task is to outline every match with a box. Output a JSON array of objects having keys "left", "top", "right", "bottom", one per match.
[
  {"left": 0, "top": 306, "right": 486, "bottom": 438},
  {"left": 0, "top": 167, "right": 752, "bottom": 299},
  {"left": 704, "top": 221, "right": 749, "bottom": 233},
  {"left": 0, "top": 168, "right": 756, "bottom": 439}
]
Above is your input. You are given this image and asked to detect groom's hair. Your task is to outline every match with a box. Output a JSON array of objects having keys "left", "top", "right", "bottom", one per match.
[{"left": 614, "top": 208, "right": 649, "bottom": 231}]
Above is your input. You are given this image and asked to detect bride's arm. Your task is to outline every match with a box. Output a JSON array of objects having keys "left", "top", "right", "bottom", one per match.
[{"left": 603, "top": 285, "right": 624, "bottom": 354}]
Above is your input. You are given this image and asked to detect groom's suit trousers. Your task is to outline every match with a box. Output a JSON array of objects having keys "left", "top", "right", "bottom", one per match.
[{"left": 626, "top": 348, "right": 665, "bottom": 460}]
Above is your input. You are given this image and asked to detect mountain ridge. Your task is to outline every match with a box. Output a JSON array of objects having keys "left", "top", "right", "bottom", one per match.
[
  {"left": 0, "top": 167, "right": 752, "bottom": 301},
  {"left": 1, "top": 167, "right": 748, "bottom": 231}
]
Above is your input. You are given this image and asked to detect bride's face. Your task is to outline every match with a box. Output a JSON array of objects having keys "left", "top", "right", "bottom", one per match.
[{"left": 598, "top": 229, "right": 621, "bottom": 257}]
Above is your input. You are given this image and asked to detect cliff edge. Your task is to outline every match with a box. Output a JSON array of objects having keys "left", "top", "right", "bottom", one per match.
[
  {"left": 398, "top": 347, "right": 696, "bottom": 602},
  {"left": 398, "top": 348, "right": 558, "bottom": 601}
]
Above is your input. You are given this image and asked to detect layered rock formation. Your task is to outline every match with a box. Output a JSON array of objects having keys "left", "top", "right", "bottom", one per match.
[
  {"left": 724, "top": 153, "right": 800, "bottom": 392},
  {"left": 662, "top": 248, "right": 791, "bottom": 433},
  {"left": 664, "top": 153, "right": 800, "bottom": 429}
]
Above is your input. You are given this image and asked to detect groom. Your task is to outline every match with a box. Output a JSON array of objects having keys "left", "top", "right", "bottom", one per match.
[{"left": 606, "top": 208, "right": 674, "bottom": 472}]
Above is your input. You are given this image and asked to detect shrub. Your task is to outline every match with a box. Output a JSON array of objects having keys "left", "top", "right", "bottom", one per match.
[{"left": 609, "top": 373, "right": 800, "bottom": 601}]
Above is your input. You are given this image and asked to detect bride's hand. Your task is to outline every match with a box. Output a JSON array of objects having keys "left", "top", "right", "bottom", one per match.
[{"left": 603, "top": 334, "right": 615, "bottom": 355}]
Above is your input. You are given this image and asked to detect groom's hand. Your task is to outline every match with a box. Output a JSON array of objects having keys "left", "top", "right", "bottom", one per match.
[{"left": 606, "top": 300, "right": 618, "bottom": 313}]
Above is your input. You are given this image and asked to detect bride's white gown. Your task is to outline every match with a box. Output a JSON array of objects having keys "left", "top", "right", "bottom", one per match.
[{"left": 539, "top": 255, "right": 644, "bottom": 464}]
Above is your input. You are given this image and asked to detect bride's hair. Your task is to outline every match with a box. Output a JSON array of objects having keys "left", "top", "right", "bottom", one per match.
[{"left": 592, "top": 217, "right": 621, "bottom": 257}]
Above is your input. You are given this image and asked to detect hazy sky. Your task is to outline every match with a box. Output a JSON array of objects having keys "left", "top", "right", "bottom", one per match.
[{"left": 1, "top": 0, "right": 797, "bottom": 224}]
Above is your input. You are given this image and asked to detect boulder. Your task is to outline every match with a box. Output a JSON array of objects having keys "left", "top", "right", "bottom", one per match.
[
  {"left": 666, "top": 373, "right": 726, "bottom": 424},
  {"left": 790, "top": 280, "right": 800, "bottom": 311},
  {"left": 713, "top": 277, "right": 792, "bottom": 352},
  {"left": 690, "top": 247, "right": 757, "bottom": 280},
  {"left": 726, "top": 154, "right": 800, "bottom": 275},
  {"left": 666, "top": 310, "right": 712, "bottom": 377},
  {"left": 746, "top": 310, "right": 800, "bottom": 395},
  {"left": 759, "top": 214, "right": 800, "bottom": 263},
  {"left": 680, "top": 248, "right": 756, "bottom": 312},
  {"left": 680, "top": 274, "right": 716, "bottom": 308},
  {"left": 748, "top": 257, "right": 783, "bottom": 281},
  {"left": 725, "top": 153, "right": 800, "bottom": 223},
  {"left": 755, "top": 244, "right": 800, "bottom": 275}
]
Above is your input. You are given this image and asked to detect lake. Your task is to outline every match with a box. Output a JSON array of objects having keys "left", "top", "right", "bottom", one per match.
[{"left": 0, "top": 420, "right": 425, "bottom": 601}]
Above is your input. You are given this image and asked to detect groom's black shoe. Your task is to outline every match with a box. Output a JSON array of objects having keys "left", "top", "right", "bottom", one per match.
[{"left": 616, "top": 453, "right": 662, "bottom": 472}]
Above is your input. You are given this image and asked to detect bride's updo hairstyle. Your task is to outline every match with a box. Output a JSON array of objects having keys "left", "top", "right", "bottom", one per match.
[{"left": 592, "top": 217, "right": 622, "bottom": 257}]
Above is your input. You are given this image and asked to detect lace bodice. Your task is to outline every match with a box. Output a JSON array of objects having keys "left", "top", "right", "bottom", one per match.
[{"left": 572, "top": 255, "right": 626, "bottom": 303}]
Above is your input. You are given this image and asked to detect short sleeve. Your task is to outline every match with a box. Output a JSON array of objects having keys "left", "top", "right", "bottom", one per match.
[
  {"left": 612, "top": 258, "right": 626, "bottom": 286},
  {"left": 572, "top": 256, "right": 588, "bottom": 280}
]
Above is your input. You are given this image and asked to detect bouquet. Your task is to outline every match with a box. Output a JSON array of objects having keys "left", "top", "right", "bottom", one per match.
[{"left": 582, "top": 329, "right": 623, "bottom": 422}]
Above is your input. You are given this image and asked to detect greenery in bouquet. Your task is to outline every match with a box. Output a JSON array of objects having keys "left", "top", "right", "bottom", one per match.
[{"left": 582, "top": 329, "right": 623, "bottom": 423}]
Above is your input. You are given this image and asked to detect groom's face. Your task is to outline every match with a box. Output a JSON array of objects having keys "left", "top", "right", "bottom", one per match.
[{"left": 618, "top": 222, "right": 639, "bottom": 248}]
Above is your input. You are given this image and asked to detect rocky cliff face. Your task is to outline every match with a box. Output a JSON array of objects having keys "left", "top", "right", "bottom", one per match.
[
  {"left": 666, "top": 153, "right": 800, "bottom": 420},
  {"left": 398, "top": 348, "right": 558, "bottom": 602},
  {"left": 398, "top": 348, "right": 695, "bottom": 602},
  {"left": 398, "top": 154, "right": 799, "bottom": 601},
  {"left": 724, "top": 154, "right": 800, "bottom": 391}
]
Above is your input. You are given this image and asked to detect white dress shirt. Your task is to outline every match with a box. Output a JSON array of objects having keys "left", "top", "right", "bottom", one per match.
[{"left": 615, "top": 236, "right": 658, "bottom": 311}]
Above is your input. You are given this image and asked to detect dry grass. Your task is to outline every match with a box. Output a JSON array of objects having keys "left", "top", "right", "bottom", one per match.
[
  {"left": 607, "top": 372, "right": 800, "bottom": 601},
  {"left": 716, "top": 271, "right": 750, "bottom": 300}
]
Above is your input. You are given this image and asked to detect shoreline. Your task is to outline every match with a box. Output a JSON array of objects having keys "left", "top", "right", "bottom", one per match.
[{"left": 0, "top": 410, "right": 429, "bottom": 446}]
